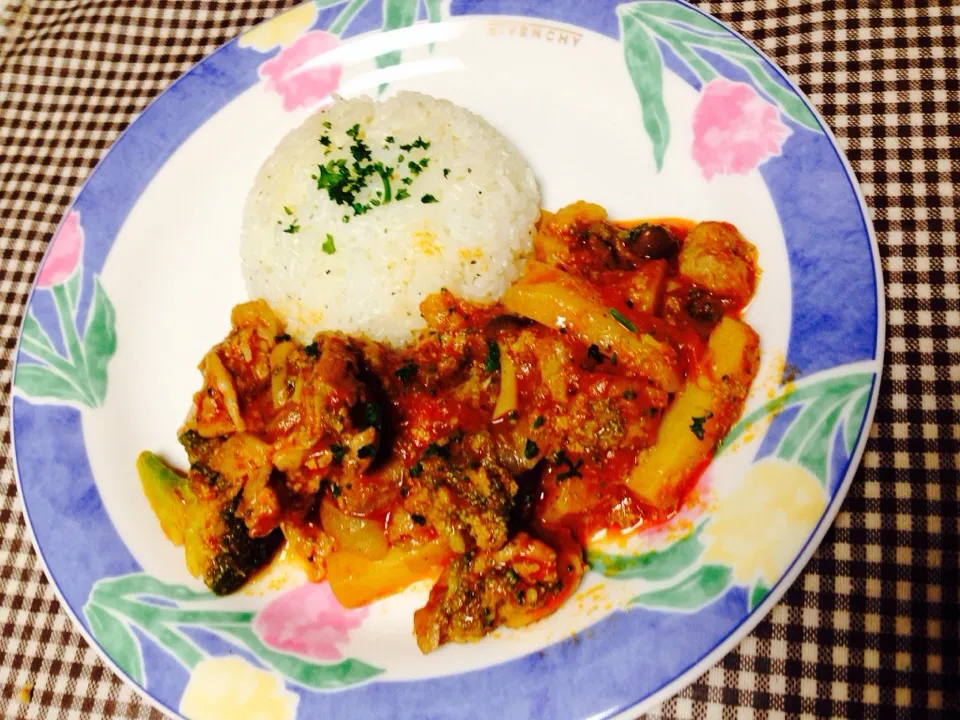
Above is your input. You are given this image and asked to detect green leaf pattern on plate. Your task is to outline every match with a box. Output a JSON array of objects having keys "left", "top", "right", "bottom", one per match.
[
  {"left": 619, "top": 9, "right": 671, "bottom": 171},
  {"left": 15, "top": 213, "right": 117, "bottom": 409},
  {"left": 748, "top": 580, "right": 769, "bottom": 612},
  {"left": 372, "top": 0, "right": 446, "bottom": 93},
  {"left": 83, "top": 574, "right": 383, "bottom": 691},
  {"left": 84, "top": 603, "right": 145, "bottom": 685},
  {"left": 617, "top": 0, "right": 820, "bottom": 171},
  {"left": 594, "top": 366, "right": 874, "bottom": 611}
]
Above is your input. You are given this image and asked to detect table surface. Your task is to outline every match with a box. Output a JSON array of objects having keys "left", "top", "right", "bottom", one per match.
[{"left": 1, "top": 1, "right": 957, "bottom": 718}]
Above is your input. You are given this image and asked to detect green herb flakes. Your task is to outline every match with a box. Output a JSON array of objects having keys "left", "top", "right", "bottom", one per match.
[
  {"left": 554, "top": 450, "right": 583, "bottom": 481},
  {"left": 421, "top": 193, "right": 438, "bottom": 204},
  {"left": 610, "top": 308, "right": 637, "bottom": 332},
  {"left": 322, "top": 234, "right": 336, "bottom": 254},
  {"left": 394, "top": 361, "right": 418, "bottom": 382},
  {"left": 484, "top": 340, "right": 501, "bottom": 372},
  {"left": 524, "top": 439, "right": 539, "bottom": 460},
  {"left": 690, "top": 412, "right": 713, "bottom": 440},
  {"left": 312, "top": 122, "right": 433, "bottom": 216}
]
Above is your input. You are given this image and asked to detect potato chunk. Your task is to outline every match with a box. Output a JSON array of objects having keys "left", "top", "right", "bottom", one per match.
[
  {"left": 503, "top": 262, "right": 681, "bottom": 392},
  {"left": 627, "top": 316, "right": 760, "bottom": 511}
]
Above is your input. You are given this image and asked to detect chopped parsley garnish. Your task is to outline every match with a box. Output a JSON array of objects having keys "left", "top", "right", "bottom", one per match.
[
  {"left": 587, "top": 344, "right": 604, "bottom": 364},
  {"left": 533, "top": 415, "right": 545, "bottom": 428},
  {"left": 554, "top": 450, "right": 583, "bottom": 481},
  {"left": 484, "top": 340, "right": 501, "bottom": 372},
  {"left": 363, "top": 401, "right": 381, "bottom": 428},
  {"left": 322, "top": 120, "right": 332, "bottom": 129},
  {"left": 421, "top": 193, "right": 438, "bottom": 204},
  {"left": 395, "top": 188, "right": 410, "bottom": 201},
  {"left": 622, "top": 389, "right": 638, "bottom": 400},
  {"left": 374, "top": 162, "right": 392, "bottom": 202},
  {"left": 394, "top": 361, "right": 418, "bottom": 382},
  {"left": 330, "top": 482, "right": 341, "bottom": 498},
  {"left": 524, "top": 439, "right": 539, "bottom": 460},
  {"left": 282, "top": 222, "right": 300, "bottom": 234},
  {"left": 283, "top": 205, "right": 293, "bottom": 215},
  {"left": 322, "top": 233, "right": 336, "bottom": 254},
  {"left": 312, "top": 122, "right": 432, "bottom": 216},
  {"left": 409, "top": 462, "right": 423, "bottom": 478},
  {"left": 357, "top": 444, "right": 377, "bottom": 459},
  {"left": 423, "top": 442, "right": 448, "bottom": 459},
  {"left": 443, "top": 168, "right": 450, "bottom": 178},
  {"left": 350, "top": 138, "right": 372, "bottom": 163},
  {"left": 610, "top": 308, "right": 637, "bottom": 332},
  {"left": 329, "top": 444, "right": 346, "bottom": 462},
  {"left": 399, "top": 136, "right": 430, "bottom": 151},
  {"left": 303, "top": 342, "right": 320, "bottom": 358},
  {"left": 274, "top": 333, "right": 291, "bottom": 342},
  {"left": 690, "top": 412, "right": 713, "bottom": 440}
]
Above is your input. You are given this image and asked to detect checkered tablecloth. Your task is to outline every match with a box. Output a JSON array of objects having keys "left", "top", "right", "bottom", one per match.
[{"left": 0, "top": 1, "right": 956, "bottom": 717}]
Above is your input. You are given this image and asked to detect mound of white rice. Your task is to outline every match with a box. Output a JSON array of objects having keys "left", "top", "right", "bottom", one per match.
[{"left": 241, "top": 92, "right": 540, "bottom": 346}]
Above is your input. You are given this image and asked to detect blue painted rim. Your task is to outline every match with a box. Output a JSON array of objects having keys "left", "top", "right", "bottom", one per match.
[{"left": 11, "top": 1, "right": 884, "bottom": 718}]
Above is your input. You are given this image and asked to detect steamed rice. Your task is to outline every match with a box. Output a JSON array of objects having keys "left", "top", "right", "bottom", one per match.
[{"left": 241, "top": 92, "right": 540, "bottom": 346}]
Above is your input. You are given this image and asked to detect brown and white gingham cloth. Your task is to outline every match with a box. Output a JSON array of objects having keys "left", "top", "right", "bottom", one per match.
[{"left": 0, "top": 1, "right": 957, "bottom": 717}]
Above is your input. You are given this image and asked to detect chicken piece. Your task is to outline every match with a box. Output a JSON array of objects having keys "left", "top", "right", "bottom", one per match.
[
  {"left": 413, "top": 529, "right": 585, "bottom": 653},
  {"left": 677, "top": 222, "right": 758, "bottom": 307},
  {"left": 403, "top": 431, "right": 518, "bottom": 554}
]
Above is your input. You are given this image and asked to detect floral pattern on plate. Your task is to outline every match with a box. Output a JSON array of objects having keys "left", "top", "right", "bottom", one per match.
[{"left": 11, "top": 1, "right": 880, "bottom": 718}]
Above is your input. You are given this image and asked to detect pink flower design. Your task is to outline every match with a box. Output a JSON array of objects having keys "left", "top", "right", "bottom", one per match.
[
  {"left": 37, "top": 210, "right": 83, "bottom": 288},
  {"left": 259, "top": 31, "right": 342, "bottom": 111},
  {"left": 691, "top": 78, "right": 791, "bottom": 180},
  {"left": 253, "top": 583, "right": 367, "bottom": 661}
]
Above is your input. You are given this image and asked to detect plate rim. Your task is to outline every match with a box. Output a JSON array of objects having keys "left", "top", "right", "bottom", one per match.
[{"left": 8, "top": 1, "right": 885, "bottom": 718}]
